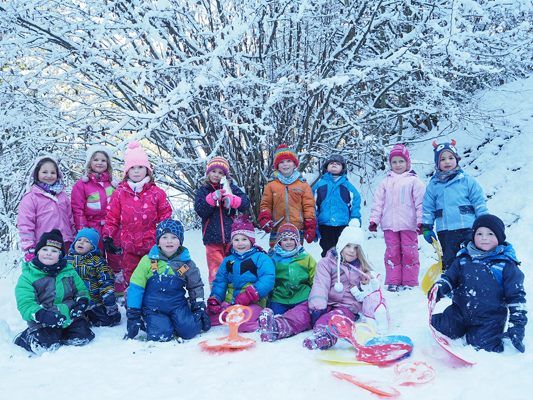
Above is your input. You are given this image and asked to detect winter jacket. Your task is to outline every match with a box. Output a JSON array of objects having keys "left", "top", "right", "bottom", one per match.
[
  {"left": 210, "top": 246, "right": 275, "bottom": 306},
  {"left": 270, "top": 247, "right": 316, "bottom": 305},
  {"left": 308, "top": 250, "right": 364, "bottom": 314},
  {"left": 127, "top": 246, "right": 204, "bottom": 313},
  {"left": 15, "top": 260, "right": 89, "bottom": 329},
  {"left": 313, "top": 173, "right": 361, "bottom": 226},
  {"left": 102, "top": 180, "right": 172, "bottom": 255},
  {"left": 259, "top": 176, "right": 315, "bottom": 231},
  {"left": 66, "top": 249, "right": 115, "bottom": 308},
  {"left": 17, "top": 185, "right": 76, "bottom": 252},
  {"left": 194, "top": 181, "right": 250, "bottom": 245},
  {"left": 71, "top": 172, "right": 116, "bottom": 233},
  {"left": 370, "top": 170, "right": 425, "bottom": 232},
  {"left": 422, "top": 170, "right": 488, "bottom": 232}
]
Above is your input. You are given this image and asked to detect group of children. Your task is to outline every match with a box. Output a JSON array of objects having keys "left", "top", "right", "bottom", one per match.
[{"left": 13, "top": 139, "right": 526, "bottom": 356}]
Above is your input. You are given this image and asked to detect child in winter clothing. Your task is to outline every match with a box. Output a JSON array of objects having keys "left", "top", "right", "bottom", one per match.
[
  {"left": 17, "top": 156, "right": 76, "bottom": 260},
  {"left": 259, "top": 144, "right": 316, "bottom": 248},
  {"left": 258, "top": 223, "right": 317, "bottom": 342},
  {"left": 125, "top": 219, "right": 210, "bottom": 341},
  {"left": 194, "top": 156, "right": 251, "bottom": 285},
  {"left": 66, "top": 228, "right": 121, "bottom": 327},
  {"left": 14, "top": 230, "right": 94, "bottom": 354},
  {"left": 430, "top": 214, "right": 526, "bottom": 353},
  {"left": 313, "top": 154, "right": 361, "bottom": 257},
  {"left": 422, "top": 140, "right": 488, "bottom": 270},
  {"left": 369, "top": 144, "right": 426, "bottom": 291},
  {"left": 207, "top": 216, "right": 275, "bottom": 332},
  {"left": 102, "top": 141, "right": 172, "bottom": 286}
]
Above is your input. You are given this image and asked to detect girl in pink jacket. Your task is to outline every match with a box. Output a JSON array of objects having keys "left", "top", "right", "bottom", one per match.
[
  {"left": 102, "top": 141, "right": 172, "bottom": 286},
  {"left": 17, "top": 156, "right": 76, "bottom": 259},
  {"left": 368, "top": 144, "right": 426, "bottom": 291}
]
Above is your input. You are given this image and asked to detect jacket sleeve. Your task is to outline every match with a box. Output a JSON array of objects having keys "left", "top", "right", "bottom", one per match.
[
  {"left": 369, "top": 179, "right": 386, "bottom": 225},
  {"left": 231, "top": 184, "right": 251, "bottom": 212},
  {"left": 73, "top": 270, "right": 90, "bottom": 300},
  {"left": 467, "top": 177, "right": 488, "bottom": 217},
  {"left": 127, "top": 256, "right": 151, "bottom": 309},
  {"left": 184, "top": 260, "right": 205, "bottom": 302},
  {"left": 17, "top": 194, "right": 37, "bottom": 252},
  {"left": 302, "top": 182, "right": 316, "bottom": 221},
  {"left": 259, "top": 183, "right": 273, "bottom": 214},
  {"left": 194, "top": 185, "right": 216, "bottom": 219},
  {"left": 308, "top": 260, "right": 332, "bottom": 311},
  {"left": 412, "top": 177, "right": 426, "bottom": 225},
  {"left": 102, "top": 189, "right": 121, "bottom": 239},
  {"left": 15, "top": 268, "right": 41, "bottom": 322},
  {"left": 422, "top": 180, "right": 436, "bottom": 227},
  {"left": 96, "top": 256, "right": 115, "bottom": 299},
  {"left": 307, "top": 254, "right": 318, "bottom": 286},
  {"left": 157, "top": 188, "right": 173, "bottom": 222},
  {"left": 210, "top": 258, "right": 229, "bottom": 301},
  {"left": 439, "top": 257, "right": 461, "bottom": 296},
  {"left": 64, "top": 193, "right": 76, "bottom": 242},
  {"left": 348, "top": 183, "right": 361, "bottom": 222},
  {"left": 71, "top": 180, "right": 87, "bottom": 231},
  {"left": 254, "top": 253, "right": 276, "bottom": 299}
]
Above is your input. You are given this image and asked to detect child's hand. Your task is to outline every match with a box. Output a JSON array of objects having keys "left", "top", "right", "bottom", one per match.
[
  {"left": 24, "top": 251, "right": 35, "bottom": 262},
  {"left": 125, "top": 307, "right": 142, "bottom": 339},
  {"left": 421, "top": 225, "right": 437, "bottom": 244},
  {"left": 191, "top": 301, "right": 211, "bottom": 332},
  {"left": 103, "top": 293, "right": 119, "bottom": 316},
  {"left": 34, "top": 309, "right": 66, "bottom": 328},
  {"left": 368, "top": 222, "right": 377, "bottom": 232},
  {"left": 258, "top": 211, "right": 274, "bottom": 233},
  {"left": 103, "top": 237, "right": 122, "bottom": 255},
  {"left": 70, "top": 297, "right": 89, "bottom": 318},
  {"left": 303, "top": 219, "right": 317, "bottom": 243},
  {"left": 235, "top": 285, "right": 260, "bottom": 306},
  {"left": 416, "top": 223, "right": 424, "bottom": 235},
  {"left": 222, "top": 194, "right": 242, "bottom": 210},
  {"left": 207, "top": 297, "right": 222, "bottom": 314}
]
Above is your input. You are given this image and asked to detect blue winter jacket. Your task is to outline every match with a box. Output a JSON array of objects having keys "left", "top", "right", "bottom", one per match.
[
  {"left": 313, "top": 173, "right": 361, "bottom": 226},
  {"left": 210, "top": 246, "right": 275, "bottom": 305},
  {"left": 422, "top": 170, "right": 488, "bottom": 232}
]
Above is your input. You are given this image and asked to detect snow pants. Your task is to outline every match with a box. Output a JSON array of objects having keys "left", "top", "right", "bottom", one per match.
[
  {"left": 437, "top": 228, "right": 472, "bottom": 271},
  {"left": 270, "top": 301, "right": 312, "bottom": 339},
  {"left": 383, "top": 230, "right": 420, "bottom": 286},
  {"left": 143, "top": 305, "right": 202, "bottom": 341},
  {"left": 318, "top": 225, "right": 346, "bottom": 258},
  {"left": 87, "top": 305, "right": 121, "bottom": 327},
  {"left": 209, "top": 303, "right": 262, "bottom": 332},
  {"left": 122, "top": 251, "right": 144, "bottom": 286},
  {"left": 205, "top": 243, "right": 227, "bottom": 286}
]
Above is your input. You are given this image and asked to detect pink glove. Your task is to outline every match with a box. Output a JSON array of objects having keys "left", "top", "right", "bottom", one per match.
[
  {"left": 24, "top": 251, "right": 35, "bottom": 262},
  {"left": 207, "top": 297, "right": 222, "bottom": 314},
  {"left": 205, "top": 189, "right": 226, "bottom": 207},
  {"left": 368, "top": 222, "right": 377, "bottom": 232},
  {"left": 303, "top": 219, "right": 317, "bottom": 243},
  {"left": 222, "top": 194, "right": 242, "bottom": 210},
  {"left": 234, "top": 285, "right": 260, "bottom": 306},
  {"left": 258, "top": 211, "right": 274, "bottom": 233},
  {"left": 416, "top": 223, "right": 423, "bottom": 235}
]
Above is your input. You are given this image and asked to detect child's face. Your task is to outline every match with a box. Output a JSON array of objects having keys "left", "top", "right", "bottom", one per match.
[
  {"left": 232, "top": 234, "right": 252, "bottom": 253},
  {"left": 327, "top": 161, "right": 343, "bottom": 175},
  {"left": 474, "top": 227, "right": 499, "bottom": 251},
  {"left": 74, "top": 237, "right": 94, "bottom": 255},
  {"left": 159, "top": 233, "right": 181, "bottom": 257},
  {"left": 277, "top": 159, "right": 296, "bottom": 177},
  {"left": 438, "top": 151, "right": 457, "bottom": 171},
  {"left": 37, "top": 245, "right": 61, "bottom": 265},
  {"left": 127, "top": 165, "right": 148, "bottom": 182},
  {"left": 390, "top": 156, "right": 408, "bottom": 174},
  {"left": 341, "top": 243, "right": 358, "bottom": 263},
  {"left": 37, "top": 161, "right": 58, "bottom": 185},
  {"left": 280, "top": 237, "right": 297, "bottom": 251},
  {"left": 90, "top": 152, "right": 108, "bottom": 174},
  {"left": 207, "top": 168, "right": 225, "bottom": 185}
]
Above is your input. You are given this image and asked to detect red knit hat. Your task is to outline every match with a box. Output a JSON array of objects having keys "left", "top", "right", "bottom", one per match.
[
  {"left": 231, "top": 215, "right": 256, "bottom": 244},
  {"left": 273, "top": 144, "right": 299, "bottom": 169},
  {"left": 276, "top": 223, "right": 300, "bottom": 244},
  {"left": 389, "top": 144, "right": 411, "bottom": 170},
  {"left": 206, "top": 156, "right": 230, "bottom": 176}
]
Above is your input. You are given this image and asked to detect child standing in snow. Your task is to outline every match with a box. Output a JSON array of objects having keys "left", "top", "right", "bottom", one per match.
[
  {"left": 66, "top": 228, "right": 121, "bottom": 327},
  {"left": 194, "top": 156, "right": 250, "bottom": 285},
  {"left": 17, "top": 156, "right": 76, "bottom": 260},
  {"left": 102, "top": 141, "right": 172, "bottom": 286},
  {"left": 258, "top": 223, "right": 317, "bottom": 342},
  {"left": 207, "top": 216, "right": 275, "bottom": 332},
  {"left": 422, "top": 140, "right": 488, "bottom": 270},
  {"left": 313, "top": 154, "right": 361, "bottom": 257},
  {"left": 430, "top": 214, "right": 526, "bottom": 353},
  {"left": 258, "top": 144, "right": 316, "bottom": 248},
  {"left": 14, "top": 229, "right": 94, "bottom": 354},
  {"left": 125, "top": 219, "right": 210, "bottom": 341},
  {"left": 71, "top": 145, "right": 125, "bottom": 294},
  {"left": 368, "top": 144, "right": 426, "bottom": 291}
]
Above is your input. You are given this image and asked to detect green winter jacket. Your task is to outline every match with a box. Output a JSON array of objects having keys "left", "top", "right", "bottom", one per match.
[{"left": 15, "top": 260, "right": 89, "bottom": 328}]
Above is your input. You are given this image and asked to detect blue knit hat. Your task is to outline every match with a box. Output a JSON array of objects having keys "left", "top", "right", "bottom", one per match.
[
  {"left": 74, "top": 228, "right": 100, "bottom": 251},
  {"left": 156, "top": 219, "right": 184, "bottom": 245},
  {"left": 472, "top": 214, "right": 506, "bottom": 245},
  {"left": 433, "top": 139, "right": 461, "bottom": 168}
]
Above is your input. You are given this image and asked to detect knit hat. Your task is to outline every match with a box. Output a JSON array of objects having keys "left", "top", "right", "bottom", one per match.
[
  {"left": 389, "top": 144, "right": 411, "bottom": 170},
  {"left": 273, "top": 144, "right": 299, "bottom": 170},
  {"left": 231, "top": 215, "right": 256, "bottom": 245},
  {"left": 432, "top": 139, "right": 461, "bottom": 168},
  {"left": 85, "top": 145, "right": 113, "bottom": 174},
  {"left": 276, "top": 223, "right": 300, "bottom": 244},
  {"left": 206, "top": 156, "right": 230, "bottom": 177},
  {"left": 322, "top": 154, "right": 347, "bottom": 175},
  {"left": 156, "top": 219, "right": 185, "bottom": 245},
  {"left": 74, "top": 228, "right": 100, "bottom": 251},
  {"left": 123, "top": 141, "right": 152, "bottom": 175},
  {"left": 35, "top": 229, "right": 65, "bottom": 257},
  {"left": 472, "top": 214, "right": 506, "bottom": 245},
  {"left": 333, "top": 220, "right": 365, "bottom": 292}
]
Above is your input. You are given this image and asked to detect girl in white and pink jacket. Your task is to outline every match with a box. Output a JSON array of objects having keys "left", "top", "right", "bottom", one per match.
[{"left": 368, "top": 145, "right": 425, "bottom": 291}]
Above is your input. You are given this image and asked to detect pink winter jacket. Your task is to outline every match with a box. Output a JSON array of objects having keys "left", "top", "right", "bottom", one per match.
[
  {"left": 17, "top": 185, "right": 76, "bottom": 251},
  {"left": 308, "top": 250, "right": 364, "bottom": 315},
  {"left": 369, "top": 170, "right": 425, "bottom": 232},
  {"left": 102, "top": 181, "right": 172, "bottom": 256}
]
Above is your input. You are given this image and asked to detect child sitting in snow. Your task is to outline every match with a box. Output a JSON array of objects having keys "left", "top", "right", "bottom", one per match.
[
  {"left": 66, "top": 227, "right": 121, "bottom": 327},
  {"left": 430, "top": 214, "right": 526, "bottom": 353},
  {"left": 125, "top": 219, "right": 210, "bottom": 341}
]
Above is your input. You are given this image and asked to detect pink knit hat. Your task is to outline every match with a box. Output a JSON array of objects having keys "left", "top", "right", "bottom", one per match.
[
  {"left": 389, "top": 144, "right": 411, "bottom": 170},
  {"left": 124, "top": 141, "right": 152, "bottom": 175},
  {"left": 231, "top": 215, "right": 256, "bottom": 245}
]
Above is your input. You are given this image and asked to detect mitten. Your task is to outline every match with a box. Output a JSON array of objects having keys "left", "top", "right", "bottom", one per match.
[
  {"left": 34, "top": 309, "right": 66, "bottom": 328},
  {"left": 368, "top": 222, "right": 378, "bottom": 232},
  {"left": 24, "top": 250, "right": 35, "bottom": 262},
  {"left": 303, "top": 219, "right": 317, "bottom": 243},
  {"left": 125, "top": 307, "right": 142, "bottom": 339},
  {"left": 207, "top": 297, "right": 222, "bottom": 315},
  {"left": 234, "top": 285, "right": 260, "bottom": 306},
  {"left": 416, "top": 223, "right": 423, "bottom": 235},
  {"left": 508, "top": 306, "right": 526, "bottom": 353},
  {"left": 206, "top": 189, "right": 226, "bottom": 206},
  {"left": 222, "top": 194, "right": 242, "bottom": 210},
  {"left": 103, "top": 237, "right": 122, "bottom": 255},
  {"left": 103, "top": 293, "right": 119, "bottom": 316},
  {"left": 350, "top": 285, "right": 367, "bottom": 302},
  {"left": 310, "top": 309, "right": 327, "bottom": 326},
  {"left": 258, "top": 211, "right": 274, "bottom": 233},
  {"left": 191, "top": 301, "right": 211, "bottom": 332},
  {"left": 421, "top": 225, "right": 437, "bottom": 244},
  {"left": 428, "top": 281, "right": 446, "bottom": 302},
  {"left": 70, "top": 297, "right": 89, "bottom": 318}
]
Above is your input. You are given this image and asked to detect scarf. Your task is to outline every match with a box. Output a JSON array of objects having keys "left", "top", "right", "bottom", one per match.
[
  {"left": 33, "top": 257, "right": 67, "bottom": 277},
  {"left": 127, "top": 176, "right": 150, "bottom": 193},
  {"left": 36, "top": 181, "right": 64, "bottom": 196},
  {"left": 274, "top": 170, "right": 301, "bottom": 185},
  {"left": 434, "top": 167, "right": 461, "bottom": 183},
  {"left": 272, "top": 243, "right": 303, "bottom": 259}
]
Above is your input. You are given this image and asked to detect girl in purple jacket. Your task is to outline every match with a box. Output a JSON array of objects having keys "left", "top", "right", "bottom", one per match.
[{"left": 368, "top": 144, "right": 426, "bottom": 291}]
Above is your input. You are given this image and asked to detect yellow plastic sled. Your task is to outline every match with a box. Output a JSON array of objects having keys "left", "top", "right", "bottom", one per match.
[{"left": 420, "top": 239, "right": 443, "bottom": 295}]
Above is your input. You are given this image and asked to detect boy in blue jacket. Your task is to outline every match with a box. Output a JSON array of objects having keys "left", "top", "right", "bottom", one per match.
[
  {"left": 430, "top": 214, "right": 526, "bottom": 353},
  {"left": 313, "top": 154, "right": 361, "bottom": 257}
]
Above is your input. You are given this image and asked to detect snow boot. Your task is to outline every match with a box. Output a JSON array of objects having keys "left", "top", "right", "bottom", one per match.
[
  {"left": 259, "top": 308, "right": 278, "bottom": 342},
  {"left": 302, "top": 326, "right": 337, "bottom": 350}
]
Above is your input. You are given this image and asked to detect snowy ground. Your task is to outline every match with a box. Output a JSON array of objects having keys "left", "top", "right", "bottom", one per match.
[{"left": 1, "top": 77, "right": 532, "bottom": 400}]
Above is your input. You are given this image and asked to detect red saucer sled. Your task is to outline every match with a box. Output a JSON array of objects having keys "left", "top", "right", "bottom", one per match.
[{"left": 199, "top": 305, "right": 256, "bottom": 353}]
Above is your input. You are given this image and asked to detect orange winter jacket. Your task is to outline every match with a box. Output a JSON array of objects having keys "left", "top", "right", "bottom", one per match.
[{"left": 259, "top": 176, "right": 316, "bottom": 231}]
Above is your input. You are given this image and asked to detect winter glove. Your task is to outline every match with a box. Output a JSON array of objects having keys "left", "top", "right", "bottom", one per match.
[
  {"left": 222, "top": 193, "right": 242, "bottom": 210},
  {"left": 207, "top": 297, "right": 223, "bottom": 315},
  {"left": 125, "top": 307, "right": 142, "bottom": 339},
  {"left": 24, "top": 249, "right": 35, "bottom": 262},
  {"left": 421, "top": 225, "right": 437, "bottom": 244},
  {"left": 205, "top": 189, "right": 226, "bottom": 206},
  {"left": 103, "top": 293, "right": 119, "bottom": 316},
  {"left": 234, "top": 285, "right": 260, "bottom": 306},
  {"left": 507, "top": 306, "right": 527, "bottom": 353},
  {"left": 103, "top": 237, "right": 122, "bottom": 255},
  {"left": 310, "top": 309, "right": 327, "bottom": 326},
  {"left": 303, "top": 219, "right": 317, "bottom": 243},
  {"left": 428, "top": 281, "right": 446, "bottom": 302},
  {"left": 70, "top": 297, "right": 89, "bottom": 318},
  {"left": 258, "top": 211, "right": 274, "bottom": 233},
  {"left": 34, "top": 309, "right": 66, "bottom": 328},
  {"left": 368, "top": 222, "right": 378, "bottom": 232},
  {"left": 416, "top": 223, "right": 424, "bottom": 235},
  {"left": 191, "top": 301, "right": 211, "bottom": 332}
]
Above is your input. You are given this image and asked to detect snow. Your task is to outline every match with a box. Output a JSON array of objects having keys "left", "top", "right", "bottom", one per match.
[{"left": 1, "top": 77, "right": 533, "bottom": 399}]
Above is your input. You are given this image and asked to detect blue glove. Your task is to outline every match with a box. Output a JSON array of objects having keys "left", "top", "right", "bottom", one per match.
[
  {"left": 70, "top": 297, "right": 89, "bottom": 318},
  {"left": 310, "top": 309, "right": 327, "bottom": 326},
  {"left": 125, "top": 308, "right": 142, "bottom": 339},
  {"left": 35, "top": 309, "right": 65, "bottom": 328},
  {"left": 508, "top": 306, "right": 526, "bottom": 353},
  {"left": 191, "top": 300, "right": 211, "bottom": 332},
  {"left": 103, "top": 293, "right": 119, "bottom": 316},
  {"left": 422, "top": 225, "right": 437, "bottom": 244}
]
